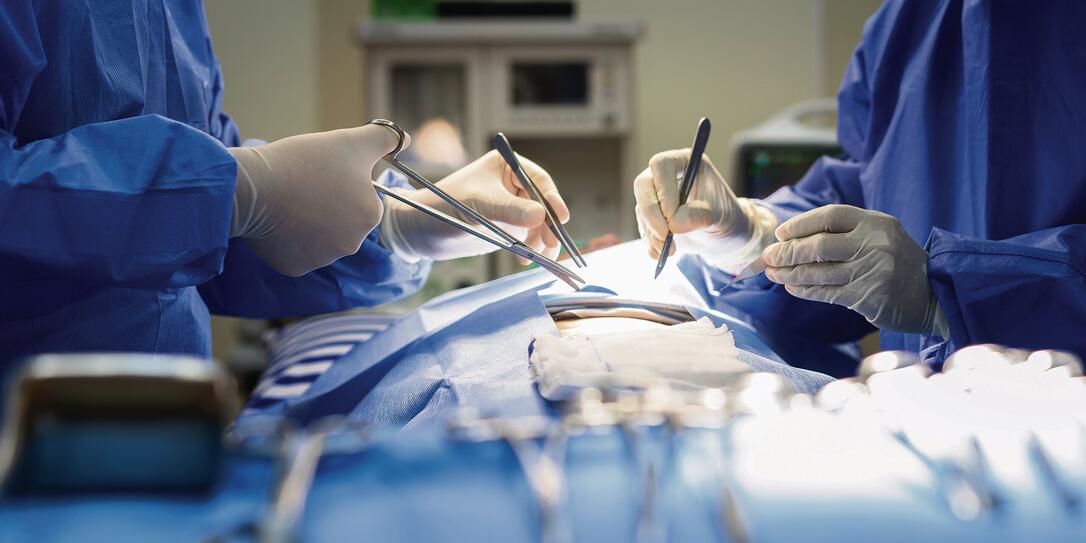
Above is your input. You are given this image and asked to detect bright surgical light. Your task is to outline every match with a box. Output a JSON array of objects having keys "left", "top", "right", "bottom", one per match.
[
  {"left": 869, "top": 351, "right": 905, "bottom": 373},
  {"left": 700, "top": 388, "right": 726, "bottom": 411},
  {"left": 944, "top": 344, "right": 1006, "bottom": 373},
  {"left": 1024, "top": 350, "right": 1054, "bottom": 373},
  {"left": 815, "top": 379, "right": 865, "bottom": 410}
]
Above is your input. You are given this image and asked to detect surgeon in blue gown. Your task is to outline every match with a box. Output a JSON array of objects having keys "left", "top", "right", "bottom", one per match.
[
  {"left": 0, "top": 1, "right": 570, "bottom": 370},
  {"left": 635, "top": 0, "right": 1086, "bottom": 374}
]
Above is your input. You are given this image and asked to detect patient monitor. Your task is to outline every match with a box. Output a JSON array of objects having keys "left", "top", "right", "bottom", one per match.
[{"left": 731, "top": 99, "right": 840, "bottom": 198}]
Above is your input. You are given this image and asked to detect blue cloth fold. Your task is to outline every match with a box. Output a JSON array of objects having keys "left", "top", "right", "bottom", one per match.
[{"left": 248, "top": 242, "right": 834, "bottom": 432}]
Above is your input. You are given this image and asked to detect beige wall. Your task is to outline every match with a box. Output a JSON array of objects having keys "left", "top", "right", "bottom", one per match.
[
  {"left": 824, "top": 0, "right": 885, "bottom": 96},
  {"left": 204, "top": 0, "right": 320, "bottom": 141},
  {"left": 203, "top": 0, "right": 883, "bottom": 169},
  {"left": 578, "top": 0, "right": 882, "bottom": 180},
  {"left": 205, "top": 0, "right": 882, "bottom": 153},
  {"left": 317, "top": 0, "right": 371, "bottom": 131},
  {"left": 582, "top": 0, "right": 817, "bottom": 179}
]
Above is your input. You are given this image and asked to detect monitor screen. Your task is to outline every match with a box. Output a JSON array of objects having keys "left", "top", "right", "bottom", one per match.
[
  {"left": 741, "top": 144, "right": 841, "bottom": 199},
  {"left": 512, "top": 62, "right": 589, "bottom": 106}
]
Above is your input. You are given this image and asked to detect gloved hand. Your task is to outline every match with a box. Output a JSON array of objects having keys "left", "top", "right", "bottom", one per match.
[
  {"left": 379, "top": 150, "right": 569, "bottom": 262},
  {"left": 633, "top": 149, "right": 778, "bottom": 271},
  {"left": 762, "top": 204, "right": 949, "bottom": 337},
  {"left": 228, "top": 124, "right": 403, "bottom": 277}
]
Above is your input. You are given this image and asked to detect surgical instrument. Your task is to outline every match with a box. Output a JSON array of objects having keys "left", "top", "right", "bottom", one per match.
[
  {"left": 723, "top": 256, "right": 767, "bottom": 289},
  {"left": 260, "top": 418, "right": 372, "bottom": 543},
  {"left": 852, "top": 352, "right": 998, "bottom": 520},
  {"left": 493, "top": 133, "right": 587, "bottom": 268},
  {"left": 260, "top": 425, "right": 329, "bottom": 543},
  {"left": 368, "top": 119, "right": 585, "bottom": 290},
  {"left": 654, "top": 117, "right": 711, "bottom": 279},
  {"left": 447, "top": 411, "right": 572, "bottom": 543}
]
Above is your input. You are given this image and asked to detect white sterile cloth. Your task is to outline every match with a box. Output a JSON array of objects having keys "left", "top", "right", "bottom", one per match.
[{"left": 529, "top": 317, "right": 748, "bottom": 399}]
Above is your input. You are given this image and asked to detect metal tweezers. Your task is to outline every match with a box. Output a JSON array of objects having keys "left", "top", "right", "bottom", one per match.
[
  {"left": 492, "top": 132, "right": 587, "bottom": 268},
  {"left": 369, "top": 119, "right": 585, "bottom": 290}
]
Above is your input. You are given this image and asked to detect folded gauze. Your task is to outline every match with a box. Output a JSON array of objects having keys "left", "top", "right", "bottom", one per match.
[{"left": 529, "top": 317, "right": 749, "bottom": 399}]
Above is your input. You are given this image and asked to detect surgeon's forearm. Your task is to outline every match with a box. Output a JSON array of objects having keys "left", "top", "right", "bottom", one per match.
[
  {"left": 377, "top": 187, "right": 426, "bottom": 263},
  {"left": 698, "top": 198, "right": 779, "bottom": 273},
  {"left": 228, "top": 147, "right": 264, "bottom": 239}
]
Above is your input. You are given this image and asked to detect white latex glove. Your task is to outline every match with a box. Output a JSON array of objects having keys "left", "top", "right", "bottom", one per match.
[
  {"left": 633, "top": 149, "right": 778, "bottom": 272},
  {"left": 229, "top": 125, "right": 404, "bottom": 277},
  {"left": 379, "top": 150, "right": 569, "bottom": 262},
  {"left": 761, "top": 204, "right": 949, "bottom": 337}
]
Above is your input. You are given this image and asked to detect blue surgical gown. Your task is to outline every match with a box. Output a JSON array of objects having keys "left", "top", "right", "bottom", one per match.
[
  {"left": 722, "top": 0, "right": 1086, "bottom": 371},
  {"left": 0, "top": 1, "right": 429, "bottom": 368}
]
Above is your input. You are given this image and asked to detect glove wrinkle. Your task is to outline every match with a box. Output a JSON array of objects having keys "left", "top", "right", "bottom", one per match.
[
  {"left": 226, "top": 124, "right": 393, "bottom": 277},
  {"left": 764, "top": 204, "right": 942, "bottom": 335}
]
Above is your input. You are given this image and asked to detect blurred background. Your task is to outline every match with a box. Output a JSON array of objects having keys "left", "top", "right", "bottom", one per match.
[{"left": 204, "top": 0, "right": 883, "bottom": 366}]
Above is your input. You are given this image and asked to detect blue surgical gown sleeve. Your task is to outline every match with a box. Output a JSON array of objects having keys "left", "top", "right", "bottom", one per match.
[
  {"left": 197, "top": 170, "right": 432, "bottom": 319},
  {"left": 724, "top": 42, "right": 877, "bottom": 358},
  {"left": 188, "top": 31, "right": 430, "bottom": 318},
  {"left": 924, "top": 226, "right": 1086, "bottom": 362},
  {"left": 0, "top": 4, "right": 236, "bottom": 314}
]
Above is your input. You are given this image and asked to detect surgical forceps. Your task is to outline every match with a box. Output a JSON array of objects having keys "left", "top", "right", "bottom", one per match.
[
  {"left": 369, "top": 119, "right": 585, "bottom": 291},
  {"left": 492, "top": 133, "right": 587, "bottom": 268},
  {"left": 817, "top": 352, "right": 998, "bottom": 521}
]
